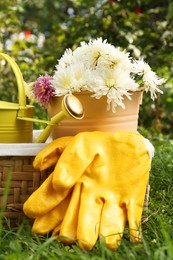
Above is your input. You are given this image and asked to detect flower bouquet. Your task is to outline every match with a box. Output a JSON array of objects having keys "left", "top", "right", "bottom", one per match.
[
  {"left": 26, "top": 38, "right": 164, "bottom": 111},
  {"left": 25, "top": 38, "right": 164, "bottom": 137}
]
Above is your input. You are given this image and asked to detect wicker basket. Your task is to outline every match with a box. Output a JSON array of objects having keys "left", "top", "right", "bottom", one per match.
[{"left": 0, "top": 142, "right": 52, "bottom": 228}]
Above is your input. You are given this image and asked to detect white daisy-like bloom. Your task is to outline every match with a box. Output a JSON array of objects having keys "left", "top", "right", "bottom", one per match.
[
  {"left": 52, "top": 67, "right": 73, "bottom": 96},
  {"left": 89, "top": 67, "right": 138, "bottom": 111},
  {"left": 132, "top": 59, "right": 164, "bottom": 99},
  {"left": 24, "top": 81, "right": 35, "bottom": 102},
  {"left": 132, "top": 58, "right": 151, "bottom": 75},
  {"left": 53, "top": 60, "right": 88, "bottom": 96},
  {"left": 143, "top": 70, "right": 164, "bottom": 99},
  {"left": 49, "top": 38, "right": 164, "bottom": 112},
  {"left": 58, "top": 48, "right": 73, "bottom": 68},
  {"left": 107, "top": 87, "right": 132, "bottom": 112}
]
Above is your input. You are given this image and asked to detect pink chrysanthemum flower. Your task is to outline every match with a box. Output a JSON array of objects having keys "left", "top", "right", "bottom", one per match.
[{"left": 33, "top": 74, "right": 55, "bottom": 106}]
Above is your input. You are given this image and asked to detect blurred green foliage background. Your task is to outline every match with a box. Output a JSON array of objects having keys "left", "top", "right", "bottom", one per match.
[{"left": 0, "top": 0, "right": 173, "bottom": 135}]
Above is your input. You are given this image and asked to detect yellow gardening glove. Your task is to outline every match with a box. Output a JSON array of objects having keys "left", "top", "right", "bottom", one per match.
[
  {"left": 33, "top": 135, "right": 73, "bottom": 170},
  {"left": 48, "top": 131, "right": 152, "bottom": 251},
  {"left": 32, "top": 191, "right": 72, "bottom": 235},
  {"left": 32, "top": 178, "right": 80, "bottom": 237},
  {"left": 23, "top": 135, "right": 73, "bottom": 218},
  {"left": 24, "top": 131, "right": 153, "bottom": 251}
]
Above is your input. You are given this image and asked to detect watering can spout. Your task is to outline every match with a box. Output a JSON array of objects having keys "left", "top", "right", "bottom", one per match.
[{"left": 34, "top": 94, "right": 84, "bottom": 143}]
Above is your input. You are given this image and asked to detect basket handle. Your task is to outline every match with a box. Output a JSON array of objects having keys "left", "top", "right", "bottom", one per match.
[{"left": 0, "top": 52, "right": 26, "bottom": 108}]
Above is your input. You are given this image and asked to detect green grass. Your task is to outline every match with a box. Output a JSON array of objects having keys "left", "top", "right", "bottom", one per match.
[{"left": 0, "top": 133, "right": 173, "bottom": 260}]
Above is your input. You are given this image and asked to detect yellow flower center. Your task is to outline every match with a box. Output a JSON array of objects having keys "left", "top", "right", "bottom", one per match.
[
  {"left": 106, "top": 79, "right": 116, "bottom": 88},
  {"left": 41, "top": 86, "right": 45, "bottom": 93}
]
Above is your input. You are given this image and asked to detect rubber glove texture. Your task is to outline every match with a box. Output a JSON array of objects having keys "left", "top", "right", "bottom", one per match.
[
  {"left": 23, "top": 136, "right": 73, "bottom": 218},
  {"left": 23, "top": 131, "right": 152, "bottom": 251},
  {"left": 32, "top": 191, "right": 72, "bottom": 234},
  {"left": 51, "top": 131, "right": 152, "bottom": 250}
]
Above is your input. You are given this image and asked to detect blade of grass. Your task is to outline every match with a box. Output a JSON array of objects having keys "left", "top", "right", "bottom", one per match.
[{"left": 0, "top": 169, "right": 12, "bottom": 237}]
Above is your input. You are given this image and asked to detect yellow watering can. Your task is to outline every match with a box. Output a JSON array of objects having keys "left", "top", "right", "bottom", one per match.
[{"left": 0, "top": 53, "right": 84, "bottom": 143}]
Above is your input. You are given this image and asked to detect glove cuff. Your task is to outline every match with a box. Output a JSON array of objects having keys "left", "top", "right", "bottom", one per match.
[{"left": 143, "top": 138, "right": 155, "bottom": 159}]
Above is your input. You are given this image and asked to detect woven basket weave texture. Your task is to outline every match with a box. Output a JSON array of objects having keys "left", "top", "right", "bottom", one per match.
[{"left": 0, "top": 156, "right": 51, "bottom": 227}]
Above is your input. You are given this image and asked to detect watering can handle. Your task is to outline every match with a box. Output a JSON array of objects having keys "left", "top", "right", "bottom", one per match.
[
  {"left": 0, "top": 53, "right": 84, "bottom": 143},
  {"left": 0, "top": 53, "right": 26, "bottom": 108}
]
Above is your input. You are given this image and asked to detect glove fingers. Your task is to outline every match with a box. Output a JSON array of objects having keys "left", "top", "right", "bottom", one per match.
[
  {"left": 53, "top": 183, "right": 81, "bottom": 245},
  {"left": 127, "top": 197, "right": 145, "bottom": 243},
  {"left": 23, "top": 173, "right": 70, "bottom": 218},
  {"left": 99, "top": 200, "right": 126, "bottom": 250},
  {"left": 33, "top": 136, "right": 73, "bottom": 170},
  {"left": 32, "top": 192, "right": 72, "bottom": 234},
  {"left": 76, "top": 190, "right": 104, "bottom": 251},
  {"left": 52, "top": 133, "right": 95, "bottom": 191}
]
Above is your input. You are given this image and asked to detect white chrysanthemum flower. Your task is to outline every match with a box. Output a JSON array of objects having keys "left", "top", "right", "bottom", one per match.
[
  {"left": 50, "top": 37, "right": 164, "bottom": 112},
  {"left": 132, "top": 59, "right": 164, "bottom": 99},
  {"left": 72, "top": 44, "right": 93, "bottom": 70},
  {"left": 89, "top": 67, "right": 138, "bottom": 92},
  {"left": 89, "top": 39, "right": 121, "bottom": 70},
  {"left": 89, "top": 68, "right": 138, "bottom": 111},
  {"left": 109, "top": 47, "right": 132, "bottom": 70},
  {"left": 24, "top": 82, "right": 35, "bottom": 102},
  {"left": 142, "top": 70, "right": 164, "bottom": 99},
  {"left": 52, "top": 67, "right": 73, "bottom": 96},
  {"left": 58, "top": 48, "right": 73, "bottom": 68},
  {"left": 132, "top": 59, "right": 151, "bottom": 75},
  {"left": 107, "top": 87, "right": 132, "bottom": 112},
  {"left": 53, "top": 61, "right": 88, "bottom": 96}
]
